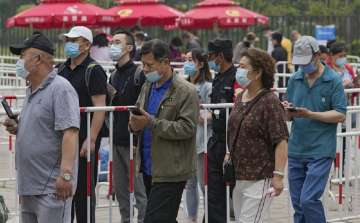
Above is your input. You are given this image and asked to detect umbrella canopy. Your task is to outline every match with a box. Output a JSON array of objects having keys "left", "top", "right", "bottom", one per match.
[
  {"left": 6, "top": 0, "right": 114, "bottom": 29},
  {"left": 102, "top": 0, "right": 183, "bottom": 28},
  {"left": 180, "top": 0, "right": 268, "bottom": 29}
]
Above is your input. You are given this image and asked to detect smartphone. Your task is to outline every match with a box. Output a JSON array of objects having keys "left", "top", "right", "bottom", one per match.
[
  {"left": 286, "top": 107, "right": 298, "bottom": 112},
  {"left": 1, "top": 99, "right": 17, "bottom": 121},
  {"left": 129, "top": 107, "right": 143, "bottom": 116}
]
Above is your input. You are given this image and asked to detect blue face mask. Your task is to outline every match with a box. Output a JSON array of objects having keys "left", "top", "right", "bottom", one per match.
[
  {"left": 145, "top": 71, "right": 161, "bottom": 83},
  {"left": 64, "top": 42, "right": 80, "bottom": 58},
  {"left": 16, "top": 59, "right": 30, "bottom": 79},
  {"left": 184, "top": 62, "right": 197, "bottom": 77},
  {"left": 300, "top": 61, "right": 317, "bottom": 74},
  {"left": 336, "top": 57, "right": 347, "bottom": 67},
  {"left": 109, "top": 44, "right": 123, "bottom": 61},
  {"left": 208, "top": 60, "right": 220, "bottom": 73},
  {"left": 235, "top": 68, "right": 251, "bottom": 88}
]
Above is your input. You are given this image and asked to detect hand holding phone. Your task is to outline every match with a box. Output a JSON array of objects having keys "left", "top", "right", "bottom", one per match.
[
  {"left": 1, "top": 99, "right": 17, "bottom": 121},
  {"left": 129, "top": 107, "right": 143, "bottom": 116},
  {"left": 286, "top": 107, "right": 298, "bottom": 112}
]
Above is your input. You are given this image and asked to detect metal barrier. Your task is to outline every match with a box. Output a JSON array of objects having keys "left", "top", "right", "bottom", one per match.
[
  {"left": 3, "top": 89, "right": 360, "bottom": 222},
  {"left": 347, "top": 55, "right": 360, "bottom": 64},
  {"left": 0, "top": 56, "right": 290, "bottom": 87},
  {"left": 350, "top": 63, "right": 360, "bottom": 75}
]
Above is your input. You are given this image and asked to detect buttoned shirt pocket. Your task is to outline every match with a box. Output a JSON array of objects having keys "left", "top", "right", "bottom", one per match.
[{"left": 319, "top": 88, "right": 332, "bottom": 111}]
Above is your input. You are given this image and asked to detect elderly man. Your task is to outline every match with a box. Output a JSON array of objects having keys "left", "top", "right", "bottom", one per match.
[
  {"left": 3, "top": 33, "right": 80, "bottom": 223},
  {"left": 129, "top": 39, "right": 199, "bottom": 223},
  {"left": 284, "top": 36, "right": 347, "bottom": 223}
]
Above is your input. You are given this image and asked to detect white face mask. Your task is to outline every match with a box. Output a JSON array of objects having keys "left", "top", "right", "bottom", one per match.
[
  {"left": 16, "top": 59, "right": 30, "bottom": 79},
  {"left": 109, "top": 44, "right": 124, "bottom": 61}
]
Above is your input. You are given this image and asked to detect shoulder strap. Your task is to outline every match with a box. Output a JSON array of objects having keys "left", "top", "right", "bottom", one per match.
[
  {"left": 57, "top": 63, "right": 66, "bottom": 74},
  {"left": 85, "top": 61, "right": 99, "bottom": 94},
  {"left": 229, "top": 90, "right": 271, "bottom": 155},
  {"left": 109, "top": 68, "right": 117, "bottom": 85},
  {"left": 133, "top": 65, "right": 142, "bottom": 86}
]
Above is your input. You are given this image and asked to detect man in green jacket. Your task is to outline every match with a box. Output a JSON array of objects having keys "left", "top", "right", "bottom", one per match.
[{"left": 129, "top": 39, "right": 199, "bottom": 223}]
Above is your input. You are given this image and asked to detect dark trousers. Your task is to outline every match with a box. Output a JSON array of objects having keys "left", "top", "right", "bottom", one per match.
[
  {"left": 144, "top": 181, "right": 186, "bottom": 223},
  {"left": 71, "top": 136, "right": 101, "bottom": 223},
  {"left": 143, "top": 175, "right": 152, "bottom": 199},
  {"left": 207, "top": 136, "right": 227, "bottom": 223}
]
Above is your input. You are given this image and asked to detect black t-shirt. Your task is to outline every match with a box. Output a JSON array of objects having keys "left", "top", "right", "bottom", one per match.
[
  {"left": 58, "top": 55, "right": 108, "bottom": 140},
  {"left": 272, "top": 45, "right": 289, "bottom": 73},
  {"left": 110, "top": 60, "right": 146, "bottom": 146}
]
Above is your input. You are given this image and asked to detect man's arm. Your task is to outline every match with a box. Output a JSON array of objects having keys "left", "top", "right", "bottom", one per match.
[
  {"left": 130, "top": 86, "right": 199, "bottom": 140},
  {"left": 305, "top": 110, "right": 345, "bottom": 123},
  {"left": 61, "top": 127, "right": 79, "bottom": 173},
  {"left": 292, "top": 80, "right": 347, "bottom": 124},
  {"left": 90, "top": 95, "right": 106, "bottom": 141},
  {"left": 150, "top": 88, "right": 199, "bottom": 140},
  {"left": 80, "top": 95, "right": 106, "bottom": 157}
]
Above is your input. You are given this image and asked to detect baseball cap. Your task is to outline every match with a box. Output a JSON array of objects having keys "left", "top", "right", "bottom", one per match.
[
  {"left": 208, "top": 39, "right": 232, "bottom": 54},
  {"left": 292, "top": 36, "right": 320, "bottom": 65},
  {"left": 244, "top": 32, "right": 259, "bottom": 43},
  {"left": 10, "top": 33, "right": 54, "bottom": 55},
  {"left": 63, "top": 26, "right": 93, "bottom": 43}
]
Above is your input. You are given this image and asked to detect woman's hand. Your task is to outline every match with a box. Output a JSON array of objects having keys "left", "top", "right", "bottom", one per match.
[
  {"left": 223, "top": 153, "right": 231, "bottom": 170},
  {"left": 271, "top": 176, "right": 284, "bottom": 196}
]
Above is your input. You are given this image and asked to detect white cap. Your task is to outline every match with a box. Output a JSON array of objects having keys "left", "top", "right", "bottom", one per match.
[
  {"left": 292, "top": 36, "right": 320, "bottom": 65},
  {"left": 63, "top": 26, "right": 93, "bottom": 43}
]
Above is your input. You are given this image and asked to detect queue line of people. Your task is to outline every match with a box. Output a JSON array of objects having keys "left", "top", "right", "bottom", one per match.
[{"left": 2, "top": 26, "right": 349, "bottom": 223}]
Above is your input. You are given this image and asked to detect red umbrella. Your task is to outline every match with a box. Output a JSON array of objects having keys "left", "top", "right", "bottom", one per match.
[
  {"left": 6, "top": 0, "right": 114, "bottom": 29},
  {"left": 180, "top": 0, "right": 268, "bottom": 29},
  {"left": 101, "top": 0, "right": 183, "bottom": 28}
]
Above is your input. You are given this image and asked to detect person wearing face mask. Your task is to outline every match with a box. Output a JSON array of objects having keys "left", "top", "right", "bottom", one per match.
[
  {"left": 129, "top": 39, "right": 199, "bottom": 223},
  {"left": 327, "top": 42, "right": 355, "bottom": 89},
  {"left": 206, "top": 38, "right": 239, "bottom": 223},
  {"left": 3, "top": 33, "right": 80, "bottom": 223},
  {"left": 108, "top": 30, "right": 147, "bottom": 223},
  {"left": 57, "top": 26, "right": 108, "bottom": 223},
  {"left": 226, "top": 48, "right": 288, "bottom": 223},
  {"left": 284, "top": 36, "right": 347, "bottom": 223},
  {"left": 183, "top": 48, "right": 213, "bottom": 223},
  {"left": 133, "top": 31, "right": 146, "bottom": 61}
]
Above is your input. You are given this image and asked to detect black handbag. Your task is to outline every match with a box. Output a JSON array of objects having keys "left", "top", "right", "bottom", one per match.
[
  {"left": 223, "top": 90, "right": 270, "bottom": 185},
  {"left": 223, "top": 157, "right": 236, "bottom": 185}
]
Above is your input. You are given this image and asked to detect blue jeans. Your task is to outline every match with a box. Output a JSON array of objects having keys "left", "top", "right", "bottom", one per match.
[
  {"left": 288, "top": 156, "right": 333, "bottom": 223},
  {"left": 185, "top": 153, "right": 205, "bottom": 219}
]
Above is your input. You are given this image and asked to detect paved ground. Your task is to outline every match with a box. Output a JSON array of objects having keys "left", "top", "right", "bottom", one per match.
[{"left": 1, "top": 120, "right": 360, "bottom": 222}]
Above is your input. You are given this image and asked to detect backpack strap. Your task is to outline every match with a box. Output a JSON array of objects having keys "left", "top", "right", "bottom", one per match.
[
  {"left": 133, "top": 65, "right": 142, "bottom": 86},
  {"left": 56, "top": 63, "right": 66, "bottom": 74},
  {"left": 84, "top": 61, "right": 99, "bottom": 95}
]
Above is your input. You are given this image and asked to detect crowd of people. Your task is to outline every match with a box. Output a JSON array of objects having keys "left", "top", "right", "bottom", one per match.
[{"left": 1, "top": 24, "right": 355, "bottom": 223}]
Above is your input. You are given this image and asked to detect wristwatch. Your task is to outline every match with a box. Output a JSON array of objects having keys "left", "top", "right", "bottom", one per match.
[{"left": 62, "top": 172, "right": 73, "bottom": 182}]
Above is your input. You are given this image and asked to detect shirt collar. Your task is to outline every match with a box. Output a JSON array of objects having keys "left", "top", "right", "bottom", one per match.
[
  {"left": 27, "top": 69, "right": 57, "bottom": 96},
  {"left": 152, "top": 77, "right": 173, "bottom": 90},
  {"left": 64, "top": 54, "right": 92, "bottom": 69},
  {"left": 294, "top": 63, "right": 334, "bottom": 82},
  {"left": 116, "top": 60, "right": 134, "bottom": 72}
]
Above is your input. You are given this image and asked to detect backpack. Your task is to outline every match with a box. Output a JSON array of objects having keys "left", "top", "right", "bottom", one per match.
[
  {"left": 57, "top": 62, "right": 117, "bottom": 137},
  {"left": 85, "top": 62, "right": 143, "bottom": 137},
  {"left": 57, "top": 62, "right": 142, "bottom": 137},
  {"left": 0, "top": 195, "right": 9, "bottom": 223}
]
